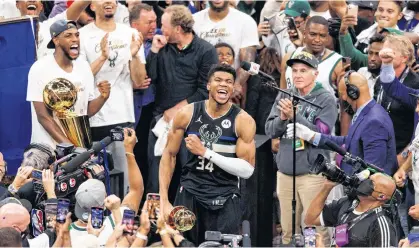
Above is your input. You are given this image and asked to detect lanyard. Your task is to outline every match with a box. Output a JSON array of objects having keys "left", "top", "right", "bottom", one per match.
[
  {"left": 340, "top": 205, "right": 382, "bottom": 231},
  {"left": 377, "top": 66, "right": 409, "bottom": 111}
]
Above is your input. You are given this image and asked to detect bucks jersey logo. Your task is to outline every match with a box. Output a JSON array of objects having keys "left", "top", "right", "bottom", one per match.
[
  {"left": 197, "top": 124, "right": 222, "bottom": 173},
  {"left": 199, "top": 124, "right": 222, "bottom": 148}
]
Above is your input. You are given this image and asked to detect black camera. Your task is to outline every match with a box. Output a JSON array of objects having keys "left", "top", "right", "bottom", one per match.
[
  {"left": 311, "top": 154, "right": 361, "bottom": 188},
  {"left": 199, "top": 231, "right": 243, "bottom": 248}
]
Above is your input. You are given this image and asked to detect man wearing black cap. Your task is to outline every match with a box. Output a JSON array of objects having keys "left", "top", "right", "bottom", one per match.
[
  {"left": 266, "top": 51, "right": 337, "bottom": 245},
  {"left": 27, "top": 19, "right": 111, "bottom": 147}
]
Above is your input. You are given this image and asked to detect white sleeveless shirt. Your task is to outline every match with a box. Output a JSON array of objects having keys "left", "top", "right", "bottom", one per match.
[{"left": 285, "top": 47, "right": 342, "bottom": 96}]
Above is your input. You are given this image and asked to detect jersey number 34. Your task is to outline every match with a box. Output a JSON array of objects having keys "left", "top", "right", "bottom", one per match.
[{"left": 197, "top": 156, "right": 214, "bottom": 172}]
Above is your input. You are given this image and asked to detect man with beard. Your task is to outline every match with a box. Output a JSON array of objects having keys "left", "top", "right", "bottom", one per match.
[
  {"left": 27, "top": 19, "right": 111, "bottom": 147},
  {"left": 79, "top": 0, "right": 147, "bottom": 194},
  {"left": 358, "top": 34, "right": 385, "bottom": 97},
  {"left": 159, "top": 64, "right": 256, "bottom": 245},
  {"left": 14, "top": 0, "right": 91, "bottom": 59},
  {"left": 193, "top": 0, "right": 259, "bottom": 107}
]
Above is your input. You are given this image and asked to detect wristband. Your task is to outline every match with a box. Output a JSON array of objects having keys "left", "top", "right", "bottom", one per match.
[
  {"left": 8, "top": 184, "right": 17, "bottom": 195},
  {"left": 159, "top": 229, "right": 168, "bottom": 236},
  {"left": 136, "top": 232, "right": 148, "bottom": 241},
  {"left": 126, "top": 152, "right": 135, "bottom": 157}
]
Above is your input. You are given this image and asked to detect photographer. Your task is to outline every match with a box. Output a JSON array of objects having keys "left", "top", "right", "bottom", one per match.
[{"left": 305, "top": 173, "right": 398, "bottom": 247}]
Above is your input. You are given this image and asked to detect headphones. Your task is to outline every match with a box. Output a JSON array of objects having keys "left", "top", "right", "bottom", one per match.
[
  {"left": 344, "top": 70, "right": 360, "bottom": 100},
  {"left": 24, "top": 143, "right": 56, "bottom": 165}
]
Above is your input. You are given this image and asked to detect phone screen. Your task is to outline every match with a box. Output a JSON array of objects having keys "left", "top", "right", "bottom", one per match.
[
  {"left": 32, "top": 169, "right": 43, "bottom": 181},
  {"left": 146, "top": 193, "right": 160, "bottom": 221},
  {"left": 56, "top": 198, "right": 70, "bottom": 224},
  {"left": 45, "top": 203, "right": 57, "bottom": 231},
  {"left": 122, "top": 209, "right": 136, "bottom": 235},
  {"left": 303, "top": 227, "right": 316, "bottom": 248},
  {"left": 287, "top": 17, "right": 297, "bottom": 31},
  {"left": 91, "top": 207, "right": 104, "bottom": 229}
]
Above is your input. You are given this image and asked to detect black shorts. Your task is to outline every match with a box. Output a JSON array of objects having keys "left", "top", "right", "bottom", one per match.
[{"left": 174, "top": 186, "right": 241, "bottom": 246}]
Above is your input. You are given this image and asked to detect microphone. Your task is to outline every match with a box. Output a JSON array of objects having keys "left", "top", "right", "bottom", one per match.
[
  {"left": 242, "top": 220, "right": 251, "bottom": 247},
  {"left": 241, "top": 61, "right": 276, "bottom": 82},
  {"left": 324, "top": 140, "right": 384, "bottom": 173},
  {"left": 59, "top": 136, "right": 112, "bottom": 174}
]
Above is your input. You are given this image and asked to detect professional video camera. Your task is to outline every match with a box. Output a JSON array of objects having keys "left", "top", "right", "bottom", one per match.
[
  {"left": 48, "top": 127, "right": 126, "bottom": 198},
  {"left": 198, "top": 221, "right": 251, "bottom": 248}
]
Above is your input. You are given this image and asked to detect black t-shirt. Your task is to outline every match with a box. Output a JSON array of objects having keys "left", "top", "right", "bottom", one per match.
[{"left": 322, "top": 197, "right": 397, "bottom": 247}]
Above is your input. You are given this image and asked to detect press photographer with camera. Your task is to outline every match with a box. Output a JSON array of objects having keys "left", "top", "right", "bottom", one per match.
[{"left": 305, "top": 173, "right": 398, "bottom": 247}]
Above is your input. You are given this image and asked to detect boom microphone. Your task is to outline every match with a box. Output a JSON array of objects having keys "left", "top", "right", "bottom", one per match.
[
  {"left": 240, "top": 61, "right": 276, "bottom": 82},
  {"left": 324, "top": 140, "right": 384, "bottom": 173},
  {"left": 60, "top": 136, "right": 112, "bottom": 174}
]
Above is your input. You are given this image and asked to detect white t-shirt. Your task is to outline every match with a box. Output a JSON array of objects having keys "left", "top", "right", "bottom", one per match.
[
  {"left": 26, "top": 54, "right": 95, "bottom": 147},
  {"left": 412, "top": 124, "right": 419, "bottom": 204},
  {"left": 69, "top": 207, "right": 129, "bottom": 247},
  {"left": 114, "top": 3, "right": 130, "bottom": 26},
  {"left": 0, "top": 0, "right": 20, "bottom": 19},
  {"left": 37, "top": 11, "right": 68, "bottom": 59},
  {"left": 79, "top": 23, "right": 146, "bottom": 127},
  {"left": 310, "top": 9, "right": 332, "bottom": 20},
  {"left": 193, "top": 7, "right": 259, "bottom": 68}
]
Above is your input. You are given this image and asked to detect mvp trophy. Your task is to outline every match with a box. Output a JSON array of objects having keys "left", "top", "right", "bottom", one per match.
[
  {"left": 168, "top": 206, "right": 196, "bottom": 232},
  {"left": 43, "top": 78, "right": 92, "bottom": 148}
]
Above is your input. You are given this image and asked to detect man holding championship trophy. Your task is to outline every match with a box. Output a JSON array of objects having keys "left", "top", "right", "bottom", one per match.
[
  {"left": 27, "top": 19, "right": 111, "bottom": 148},
  {"left": 159, "top": 64, "right": 256, "bottom": 245}
]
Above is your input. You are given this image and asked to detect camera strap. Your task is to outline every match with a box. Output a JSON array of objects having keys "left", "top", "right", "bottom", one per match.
[
  {"left": 100, "top": 142, "right": 111, "bottom": 195},
  {"left": 341, "top": 206, "right": 382, "bottom": 231}
]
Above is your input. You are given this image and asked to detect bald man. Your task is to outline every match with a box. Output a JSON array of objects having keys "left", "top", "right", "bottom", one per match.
[
  {"left": 287, "top": 71, "right": 398, "bottom": 175},
  {"left": 0, "top": 203, "right": 30, "bottom": 232},
  {"left": 304, "top": 173, "right": 398, "bottom": 247},
  {"left": 0, "top": 203, "right": 53, "bottom": 247}
]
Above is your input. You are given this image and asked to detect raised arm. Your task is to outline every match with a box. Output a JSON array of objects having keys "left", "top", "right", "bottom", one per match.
[
  {"left": 66, "top": 0, "right": 91, "bottom": 21},
  {"left": 129, "top": 33, "right": 147, "bottom": 89},
  {"left": 159, "top": 104, "right": 193, "bottom": 218},
  {"left": 121, "top": 128, "right": 144, "bottom": 214}
]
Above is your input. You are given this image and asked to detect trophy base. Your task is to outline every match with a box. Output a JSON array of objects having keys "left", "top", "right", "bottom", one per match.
[{"left": 59, "top": 115, "right": 92, "bottom": 148}]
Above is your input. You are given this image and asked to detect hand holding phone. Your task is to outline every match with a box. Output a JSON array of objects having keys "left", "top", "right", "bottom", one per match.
[
  {"left": 122, "top": 209, "right": 136, "bottom": 235},
  {"left": 91, "top": 207, "right": 104, "bottom": 229},
  {"left": 342, "top": 57, "right": 352, "bottom": 72},
  {"left": 304, "top": 227, "right": 316, "bottom": 248},
  {"left": 147, "top": 193, "right": 161, "bottom": 221},
  {"left": 56, "top": 198, "right": 70, "bottom": 224}
]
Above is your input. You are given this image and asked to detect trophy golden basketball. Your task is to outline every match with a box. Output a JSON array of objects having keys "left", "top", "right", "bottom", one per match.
[
  {"left": 168, "top": 206, "right": 196, "bottom": 232},
  {"left": 43, "top": 78, "right": 92, "bottom": 148}
]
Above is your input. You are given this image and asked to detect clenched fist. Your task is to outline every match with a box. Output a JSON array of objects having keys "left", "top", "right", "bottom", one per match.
[{"left": 379, "top": 48, "right": 396, "bottom": 65}]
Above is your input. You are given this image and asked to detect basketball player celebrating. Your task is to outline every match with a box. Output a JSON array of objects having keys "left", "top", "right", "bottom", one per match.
[{"left": 159, "top": 64, "right": 256, "bottom": 245}]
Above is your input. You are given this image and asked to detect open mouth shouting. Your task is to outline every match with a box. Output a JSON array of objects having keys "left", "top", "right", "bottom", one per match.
[
  {"left": 69, "top": 44, "right": 79, "bottom": 56},
  {"left": 216, "top": 89, "right": 229, "bottom": 101}
]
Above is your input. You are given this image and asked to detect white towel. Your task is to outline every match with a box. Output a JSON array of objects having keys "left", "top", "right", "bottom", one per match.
[{"left": 152, "top": 117, "right": 173, "bottom": 156}]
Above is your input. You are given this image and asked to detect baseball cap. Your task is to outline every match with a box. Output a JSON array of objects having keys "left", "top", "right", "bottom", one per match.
[
  {"left": 380, "top": 27, "right": 404, "bottom": 36},
  {"left": 0, "top": 197, "right": 32, "bottom": 213},
  {"left": 47, "top": 19, "right": 78, "bottom": 49},
  {"left": 349, "top": 0, "right": 378, "bottom": 10},
  {"left": 285, "top": 0, "right": 311, "bottom": 17},
  {"left": 287, "top": 51, "right": 319, "bottom": 69},
  {"left": 75, "top": 179, "right": 106, "bottom": 222}
]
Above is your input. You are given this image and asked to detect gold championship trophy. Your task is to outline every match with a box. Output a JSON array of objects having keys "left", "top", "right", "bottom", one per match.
[
  {"left": 43, "top": 78, "right": 92, "bottom": 148},
  {"left": 167, "top": 206, "right": 196, "bottom": 232}
]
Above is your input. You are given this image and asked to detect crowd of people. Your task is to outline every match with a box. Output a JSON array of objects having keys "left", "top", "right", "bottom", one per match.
[{"left": 3, "top": 0, "right": 419, "bottom": 247}]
